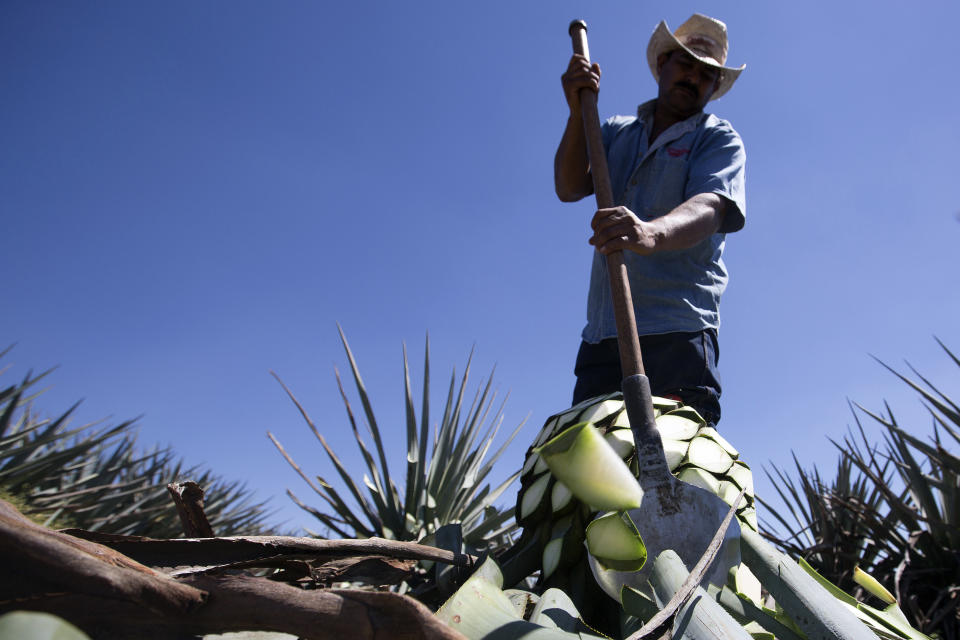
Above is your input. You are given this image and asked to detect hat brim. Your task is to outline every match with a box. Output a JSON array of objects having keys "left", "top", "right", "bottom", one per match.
[{"left": 646, "top": 21, "right": 745, "bottom": 100}]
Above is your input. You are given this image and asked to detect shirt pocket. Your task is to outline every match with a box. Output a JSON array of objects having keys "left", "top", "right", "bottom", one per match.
[{"left": 642, "top": 149, "right": 689, "bottom": 218}]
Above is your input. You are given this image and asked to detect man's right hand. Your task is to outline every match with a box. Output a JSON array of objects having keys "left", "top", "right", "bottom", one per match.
[{"left": 562, "top": 54, "right": 601, "bottom": 114}]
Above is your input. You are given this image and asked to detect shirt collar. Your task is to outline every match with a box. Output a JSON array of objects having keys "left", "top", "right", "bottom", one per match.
[{"left": 637, "top": 99, "right": 709, "bottom": 136}]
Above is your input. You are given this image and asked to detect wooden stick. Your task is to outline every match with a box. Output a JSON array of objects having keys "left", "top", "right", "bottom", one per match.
[{"left": 568, "top": 19, "right": 645, "bottom": 378}]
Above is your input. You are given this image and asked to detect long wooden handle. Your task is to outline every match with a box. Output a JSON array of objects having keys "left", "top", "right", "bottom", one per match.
[{"left": 568, "top": 20, "right": 644, "bottom": 378}]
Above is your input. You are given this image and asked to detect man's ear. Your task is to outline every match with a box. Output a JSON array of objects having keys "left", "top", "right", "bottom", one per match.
[{"left": 656, "top": 51, "right": 671, "bottom": 75}]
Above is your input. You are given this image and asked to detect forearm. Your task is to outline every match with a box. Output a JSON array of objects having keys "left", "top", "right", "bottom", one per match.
[
  {"left": 554, "top": 114, "right": 593, "bottom": 202},
  {"left": 589, "top": 194, "right": 728, "bottom": 255},
  {"left": 646, "top": 193, "right": 727, "bottom": 252}
]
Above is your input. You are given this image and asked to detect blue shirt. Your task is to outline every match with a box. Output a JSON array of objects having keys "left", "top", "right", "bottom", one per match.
[{"left": 582, "top": 100, "right": 746, "bottom": 343}]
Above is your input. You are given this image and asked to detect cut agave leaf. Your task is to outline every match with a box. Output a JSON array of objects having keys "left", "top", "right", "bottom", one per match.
[
  {"left": 687, "top": 436, "right": 735, "bottom": 474},
  {"left": 536, "top": 423, "right": 643, "bottom": 512},
  {"left": 726, "top": 460, "right": 755, "bottom": 494},
  {"left": 551, "top": 480, "right": 573, "bottom": 513},
  {"left": 612, "top": 408, "right": 631, "bottom": 428},
  {"left": 655, "top": 413, "right": 701, "bottom": 441},
  {"left": 0, "top": 612, "right": 90, "bottom": 640},
  {"left": 585, "top": 511, "right": 647, "bottom": 572},
  {"left": 733, "top": 563, "right": 763, "bottom": 606},
  {"left": 533, "top": 454, "right": 549, "bottom": 474},
  {"left": 652, "top": 396, "right": 681, "bottom": 412},
  {"left": 662, "top": 438, "right": 690, "bottom": 470},
  {"left": 578, "top": 399, "right": 625, "bottom": 426},
  {"left": 737, "top": 506, "right": 758, "bottom": 531},
  {"left": 520, "top": 473, "right": 551, "bottom": 521},
  {"left": 621, "top": 584, "right": 660, "bottom": 621},
  {"left": 533, "top": 415, "right": 562, "bottom": 448},
  {"left": 528, "top": 587, "right": 587, "bottom": 632},
  {"left": 677, "top": 465, "right": 722, "bottom": 495},
  {"left": 663, "top": 406, "right": 705, "bottom": 423},
  {"left": 520, "top": 451, "right": 540, "bottom": 475},
  {"left": 604, "top": 427, "right": 634, "bottom": 458},
  {"left": 543, "top": 537, "right": 564, "bottom": 579},
  {"left": 696, "top": 426, "right": 740, "bottom": 458},
  {"left": 717, "top": 478, "right": 744, "bottom": 507}
]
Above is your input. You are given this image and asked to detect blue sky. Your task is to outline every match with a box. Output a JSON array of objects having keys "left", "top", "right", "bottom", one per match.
[{"left": 3, "top": 1, "right": 959, "bottom": 534}]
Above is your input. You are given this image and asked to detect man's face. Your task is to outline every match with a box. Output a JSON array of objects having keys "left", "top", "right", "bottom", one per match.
[{"left": 656, "top": 49, "right": 721, "bottom": 117}]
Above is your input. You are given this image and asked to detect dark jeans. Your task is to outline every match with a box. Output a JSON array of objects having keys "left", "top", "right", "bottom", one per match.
[{"left": 572, "top": 329, "right": 722, "bottom": 426}]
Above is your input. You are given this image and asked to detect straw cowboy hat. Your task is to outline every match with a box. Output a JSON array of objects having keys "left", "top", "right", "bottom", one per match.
[{"left": 646, "top": 14, "right": 745, "bottom": 100}]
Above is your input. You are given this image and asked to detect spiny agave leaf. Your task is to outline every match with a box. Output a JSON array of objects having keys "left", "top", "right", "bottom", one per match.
[
  {"left": 741, "top": 528, "right": 877, "bottom": 640},
  {"left": 270, "top": 377, "right": 382, "bottom": 532},
  {"left": 402, "top": 342, "right": 424, "bottom": 521},
  {"left": 799, "top": 559, "right": 928, "bottom": 640},
  {"left": 337, "top": 326, "right": 404, "bottom": 522},
  {"left": 798, "top": 557, "right": 858, "bottom": 606},
  {"left": 536, "top": 423, "right": 643, "bottom": 512},
  {"left": 687, "top": 437, "right": 735, "bottom": 474},
  {"left": 853, "top": 566, "right": 896, "bottom": 605},
  {"left": 585, "top": 511, "right": 646, "bottom": 572}
]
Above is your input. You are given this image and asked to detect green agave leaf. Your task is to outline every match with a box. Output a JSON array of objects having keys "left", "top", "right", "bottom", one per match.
[
  {"left": 654, "top": 413, "right": 701, "bottom": 441},
  {"left": 535, "top": 423, "right": 643, "bottom": 512},
  {"left": 857, "top": 603, "right": 932, "bottom": 640},
  {"left": 709, "top": 584, "right": 805, "bottom": 640},
  {"left": 853, "top": 566, "right": 896, "bottom": 605},
  {"left": 528, "top": 588, "right": 600, "bottom": 635},
  {"left": 648, "top": 550, "right": 754, "bottom": 640},
  {"left": 798, "top": 556, "right": 859, "bottom": 606},
  {"left": 436, "top": 557, "right": 604, "bottom": 639},
  {"left": 585, "top": 510, "right": 646, "bottom": 572}
]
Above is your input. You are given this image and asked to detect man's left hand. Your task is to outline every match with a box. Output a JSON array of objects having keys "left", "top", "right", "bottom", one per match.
[{"left": 589, "top": 206, "right": 658, "bottom": 255}]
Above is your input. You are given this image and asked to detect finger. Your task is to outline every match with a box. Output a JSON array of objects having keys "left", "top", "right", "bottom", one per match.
[
  {"left": 591, "top": 232, "right": 630, "bottom": 255},
  {"left": 590, "top": 223, "right": 630, "bottom": 248},
  {"left": 591, "top": 207, "right": 624, "bottom": 231}
]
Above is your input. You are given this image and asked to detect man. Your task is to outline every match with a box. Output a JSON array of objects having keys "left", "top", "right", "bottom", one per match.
[{"left": 556, "top": 14, "right": 746, "bottom": 426}]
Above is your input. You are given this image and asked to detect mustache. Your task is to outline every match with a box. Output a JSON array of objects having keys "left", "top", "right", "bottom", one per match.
[{"left": 674, "top": 81, "right": 700, "bottom": 97}]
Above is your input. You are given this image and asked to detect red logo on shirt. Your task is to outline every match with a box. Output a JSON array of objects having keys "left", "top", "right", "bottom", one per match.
[{"left": 667, "top": 147, "right": 690, "bottom": 157}]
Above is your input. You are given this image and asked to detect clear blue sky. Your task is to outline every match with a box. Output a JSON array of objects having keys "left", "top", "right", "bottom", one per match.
[{"left": 3, "top": 1, "right": 959, "bottom": 534}]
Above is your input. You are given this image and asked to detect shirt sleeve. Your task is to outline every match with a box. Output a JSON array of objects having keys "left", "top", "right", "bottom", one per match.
[{"left": 685, "top": 120, "right": 746, "bottom": 233}]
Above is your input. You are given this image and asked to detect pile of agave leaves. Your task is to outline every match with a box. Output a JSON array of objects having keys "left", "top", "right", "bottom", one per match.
[
  {"left": 0, "top": 370, "right": 942, "bottom": 640},
  {"left": 436, "top": 393, "right": 934, "bottom": 640}
]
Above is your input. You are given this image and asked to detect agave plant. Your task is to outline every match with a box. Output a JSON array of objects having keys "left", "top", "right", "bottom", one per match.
[
  {"left": 762, "top": 339, "right": 960, "bottom": 639},
  {"left": 269, "top": 328, "right": 526, "bottom": 556},
  {"left": 498, "top": 391, "right": 760, "bottom": 636},
  {"left": 0, "top": 346, "right": 274, "bottom": 536},
  {"left": 440, "top": 391, "right": 931, "bottom": 640}
]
